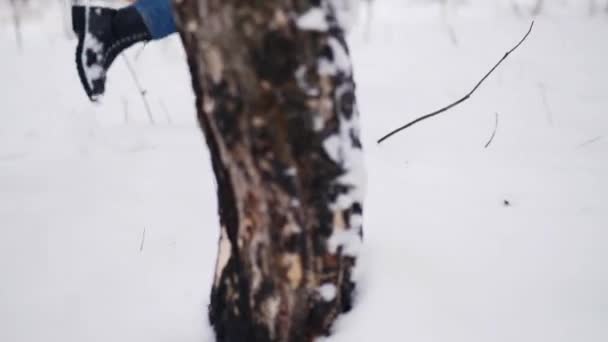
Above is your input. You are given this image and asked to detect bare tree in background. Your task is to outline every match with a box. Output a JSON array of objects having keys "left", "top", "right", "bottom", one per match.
[
  {"left": 172, "top": 0, "right": 365, "bottom": 341},
  {"left": 9, "top": 0, "right": 23, "bottom": 49},
  {"left": 58, "top": 0, "right": 74, "bottom": 39},
  {"left": 588, "top": 0, "right": 596, "bottom": 15},
  {"left": 587, "top": 0, "right": 608, "bottom": 16},
  {"left": 532, "top": 0, "right": 544, "bottom": 16}
]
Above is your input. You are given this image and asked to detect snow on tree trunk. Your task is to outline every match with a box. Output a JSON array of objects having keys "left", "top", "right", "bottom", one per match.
[{"left": 172, "top": 1, "right": 365, "bottom": 341}]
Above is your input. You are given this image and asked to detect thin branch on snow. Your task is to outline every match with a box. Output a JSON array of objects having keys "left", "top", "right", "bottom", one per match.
[
  {"left": 577, "top": 136, "right": 603, "bottom": 149},
  {"left": 122, "top": 54, "right": 156, "bottom": 125},
  {"left": 485, "top": 112, "right": 499, "bottom": 148},
  {"left": 139, "top": 227, "right": 146, "bottom": 252},
  {"left": 444, "top": 21, "right": 459, "bottom": 47},
  {"left": 377, "top": 21, "right": 535, "bottom": 144}
]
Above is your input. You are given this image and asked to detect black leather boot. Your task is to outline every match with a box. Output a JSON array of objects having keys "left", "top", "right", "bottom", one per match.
[{"left": 72, "top": 6, "right": 152, "bottom": 101}]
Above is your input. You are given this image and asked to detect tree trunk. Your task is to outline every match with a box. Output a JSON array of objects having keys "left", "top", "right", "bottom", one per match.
[{"left": 172, "top": 1, "right": 365, "bottom": 341}]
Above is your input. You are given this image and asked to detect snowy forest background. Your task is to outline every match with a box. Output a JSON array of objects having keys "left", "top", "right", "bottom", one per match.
[{"left": 1, "top": 0, "right": 607, "bottom": 341}]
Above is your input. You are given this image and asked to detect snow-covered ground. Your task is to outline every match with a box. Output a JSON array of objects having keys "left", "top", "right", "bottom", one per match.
[{"left": 1, "top": 1, "right": 607, "bottom": 341}]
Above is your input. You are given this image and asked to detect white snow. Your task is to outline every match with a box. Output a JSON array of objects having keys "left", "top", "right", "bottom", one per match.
[
  {"left": 318, "top": 37, "right": 353, "bottom": 76},
  {"left": 323, "top": 135, "right": 342, "bottom": 162},
  {"left": 284, "top": 167, "right": 297, "bottom": 177},
  {"left": 1, "top": 1, "right": 608, "bottom": 342},
  {"left": 328, "top": 228, "right": 362, "bottom": 257},
  {"left": 318, "top": 283, "right": 338, "bottom": 302},
  {"left": 297, "top": 7, "right": 329, "bottom": 32}
]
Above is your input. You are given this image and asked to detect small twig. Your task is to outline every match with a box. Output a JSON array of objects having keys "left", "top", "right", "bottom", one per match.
[
  {"left": 122, "top": 54, "right": 156, "bottom": 125},
  {"left": 139, "top": 227, "right": 146, "bottom": 252},
  {"left": 9, "top": 0, "right": 23, "bottom": 50},
  {"left": 377, "top": 21, "right": 534, "bottom": 144},
  {"left": 577, "top": 136, "right": 603, "bottom": 149},
  {"left": 485, "top": 112, "right": 499, "bottom": 148},
  {"left": 444, "top": 22, "right": 459, "bottom": 47}
]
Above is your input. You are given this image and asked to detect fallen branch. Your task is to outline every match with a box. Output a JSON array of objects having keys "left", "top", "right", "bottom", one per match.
[
  {"left": 377, "top": 21, "right": 534, "bottom": 144},
  {"left": 485, "top": 112, "right": 499, "bottom": 148}
]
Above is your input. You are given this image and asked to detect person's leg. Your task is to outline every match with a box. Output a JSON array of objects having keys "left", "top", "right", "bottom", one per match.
[
  {"left": 72, "top": 0, "right": 176, "bottom": 101},
  {"left": 132, "top": 0, "right": 177, "bottom": 40}
]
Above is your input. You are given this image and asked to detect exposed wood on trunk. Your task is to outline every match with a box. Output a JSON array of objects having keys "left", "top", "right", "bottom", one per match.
[{"left": 172, "top": 1, "right": 365, "bottom": 341}]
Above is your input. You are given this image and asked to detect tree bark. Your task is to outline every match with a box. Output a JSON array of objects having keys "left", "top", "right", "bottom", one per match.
[{"left": 172, "top": 1, "right": 365, "bottom": 341}]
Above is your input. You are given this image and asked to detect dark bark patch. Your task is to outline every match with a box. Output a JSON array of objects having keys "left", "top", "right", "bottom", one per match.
[{"left": 253, "top": 30, "right": 299, "bottom": 86}]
